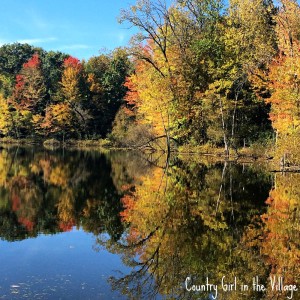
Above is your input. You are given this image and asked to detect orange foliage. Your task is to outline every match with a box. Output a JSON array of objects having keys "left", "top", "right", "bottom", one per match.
[
  {"left": 260, "top": 175, "right": 300, "bottom": 287},
  {"left": 124, "top": 77, "right": 139, "bottom": 107}
]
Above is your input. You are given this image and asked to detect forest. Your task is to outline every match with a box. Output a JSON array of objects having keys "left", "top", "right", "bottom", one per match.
[{"left": 0, "top": 0, "right": 300, "bottom": 164}]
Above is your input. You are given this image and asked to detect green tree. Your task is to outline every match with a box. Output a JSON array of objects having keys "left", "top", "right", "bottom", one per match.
[
  {"left": 85, "top": 48, "right": 132, "bottom": 137},
  {"left": 39, "top": 50, "right": 69, "bottom": 101},
  {"left": 0, "top": 43, "right": 35, "bottom": 78}
]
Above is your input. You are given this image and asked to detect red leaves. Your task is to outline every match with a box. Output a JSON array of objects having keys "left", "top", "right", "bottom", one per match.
[
  {"left": 63, "top": 56, "right": 82, "bottom": 71},
  {"left": 64, "top": 56, "right": 80, "bottom": 67},
  {"left": 15, "top": 74, "right": 25, "bottom": 90},
  {"left": 23, "top": 53, "right": 40, "bottom": 69},
  {"left": 12, "top": 52, "right": 46, "bottom": 110}
]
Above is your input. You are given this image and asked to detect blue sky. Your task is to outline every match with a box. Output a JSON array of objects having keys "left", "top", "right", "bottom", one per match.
[{"left": 0, "top": 0, "right": 140, "bottom": 60}]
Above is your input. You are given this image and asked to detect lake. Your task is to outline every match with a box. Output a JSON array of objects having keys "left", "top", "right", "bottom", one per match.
[{"left": 0, "top": 147, "right": 299, "bottom": 299}]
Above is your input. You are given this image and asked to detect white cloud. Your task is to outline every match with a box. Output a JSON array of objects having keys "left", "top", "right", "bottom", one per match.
[
  {"left": 59, "top": 44, "right": 90, "bottom": 50},
  {"left": 18, "top": 37, "right": 57, "bottom": 44}
]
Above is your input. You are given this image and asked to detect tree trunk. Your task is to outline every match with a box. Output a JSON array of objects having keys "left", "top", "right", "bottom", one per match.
[{"left": 219, "top": 96, "right": 229, "bottom": 156}]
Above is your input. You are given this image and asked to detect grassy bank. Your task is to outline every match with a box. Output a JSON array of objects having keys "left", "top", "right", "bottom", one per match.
[
  {"left": 178, "top": 141, "right": 274, "bottom": 160},
  {"left": 0, "top": 137, "right": 39, "bottom": 146},
  {"left": 0, "top": 137, "right": 276, "bottom": 163}
]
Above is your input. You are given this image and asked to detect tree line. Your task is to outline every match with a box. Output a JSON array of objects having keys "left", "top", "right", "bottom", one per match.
[
  {"left": 0, "top": 43, "right": 131, "bottom": 140},
  {"left": 115, "top": 0, "right": 300, "bottom": 163},
  {"left": 0, "top": 0, "right": 300, "bottom": 162}
]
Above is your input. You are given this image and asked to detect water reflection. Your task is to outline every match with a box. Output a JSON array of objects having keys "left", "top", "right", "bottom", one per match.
[
  {"left": 0, "top": 147, "right": 299, "bottom": 299},
  {"left": 99, "top": 157, "right": 276, "bottom": 299},
  {"left": 0, "top": 147, "right": 142, "bottom": 242},
  {"left": 244, "top": 173, "right": 300, "bottom": 300}
]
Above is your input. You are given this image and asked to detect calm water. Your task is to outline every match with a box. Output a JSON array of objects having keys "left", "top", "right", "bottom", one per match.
[{"left": 0, "top": 147, "right": 299, "bottom": 299}]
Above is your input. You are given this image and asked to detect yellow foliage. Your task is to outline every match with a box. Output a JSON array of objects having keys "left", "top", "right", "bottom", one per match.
[
  {"left": 0, "top": 150, "right": 9, "bottom": 187},
  {"left": 87, "top": 73, "right": 103, "bottom": 94},
  {"left": 128, "top": 61, "right": 172, "bottom": 136},
  {"left": 0, "top": 94, "right": 12, "bottom": 135},
  {"left": 49, "top": 166, "right": 69, "bottom": 187},
  {"left": 41, "top": 103, "right": 73, "bottom": 133},
  {"left": 61, "top": 66, "right": 81, "bottom": 103},
  {"left": 267, "top": 54, "right": 300, "bottom": 163},
  {"left": 57, "top": 188, "right": 75, "bottom": 224}
]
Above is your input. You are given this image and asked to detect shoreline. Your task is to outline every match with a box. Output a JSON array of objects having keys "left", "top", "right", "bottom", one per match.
[
  {"left": 1, "top": 137, "right": 299, "bottom": 172},
  {"left": 0, "top": 137, "right": 272, "bottom": 160}
]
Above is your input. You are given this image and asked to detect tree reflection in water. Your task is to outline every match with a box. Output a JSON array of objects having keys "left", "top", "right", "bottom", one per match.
[
  {"left": 0, "top": 147, "right": 136, "bottom": 241},
  {"left": 99, "top": 155, "right": 276, "bottom": 300},
  {"left": 0, "top": 147, "right": 299, "bottom": 299},
  {"left": 101, "top": 155, "right": 300, "bottom": 300},
  {"left": 243, "top": 173, "right": 300, "bottom": 300}
]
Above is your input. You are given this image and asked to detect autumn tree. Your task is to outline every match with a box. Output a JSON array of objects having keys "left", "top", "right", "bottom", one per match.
[
  {"left": 227, "top": 0, "right": 277, "bottom": 71},
  {"left": 0, "top": 93, "right": 13, "bottom": 136},
  {"left": 0, "top": 74, "right": 13, "bottom": 98},
  {"left": 197, "top": 0, "right": 276, "bottom": 154},
  {"left": 120, "top": 1, "right": 206, "bottom": 150},
  {"left": 8, "top": 53, "right": 47, "bottom": 137},
  {"left": 266, "top": 53, "right": 300, "bottom": 164},
  {"left": 125, "top": 52, "right": 173, "bottom": 142},
  {"left": 37, "top": 103, "right": 73, "bottom": 141},
  {"left": 275, "top": 0, "right": 300, "bottom": 57},
  {"left": 12, "top": 53, "right": 46, "bottom": 112},
  {"left": 264, "top": 0, "right": 300, "bottom": 164},
  {"left": 85, "top": 48, "right": 132, "bottom": 137},
  {"left": 60, "top": 56, "right": 89, "bottom": 136},
  {"left": 61, "top": 56, "right": 82, "bottom": 103},
  {"left": 119, "top": 0, "right": 274, "bottom": 154}
]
